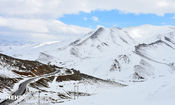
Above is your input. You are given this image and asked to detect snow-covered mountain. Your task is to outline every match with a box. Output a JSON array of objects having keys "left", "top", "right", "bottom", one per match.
[
  {"left": 1, "top": 25, "right": 175, "bottom": 105},
  {"left": 33, "top": 25, "right": 175, "bottom": 83},
  {"left": 124, "top": 24, "right": 175, "bottom": 43},
  {"left": 1, "top": 25, "right": 175, "bottom": 82}
]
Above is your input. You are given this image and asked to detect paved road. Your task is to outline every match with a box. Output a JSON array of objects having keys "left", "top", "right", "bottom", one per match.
[{"left": 0, "top": 70, "right": 60, "bottom": 105}]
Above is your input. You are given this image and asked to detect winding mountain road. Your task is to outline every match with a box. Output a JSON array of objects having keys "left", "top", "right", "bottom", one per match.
[{"left": 0, "top": 70, "right": 61, "bottom": 105}]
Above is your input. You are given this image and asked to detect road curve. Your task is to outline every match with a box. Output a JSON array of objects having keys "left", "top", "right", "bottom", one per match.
[{"left": 0, "top": 70, "right": 60, "bottom": 105}]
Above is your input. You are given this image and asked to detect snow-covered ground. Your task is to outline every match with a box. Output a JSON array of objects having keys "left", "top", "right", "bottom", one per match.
[
  {"left": 60, "top": 73, "right": 175, "bottom": 105},
  {"left": 14, "top": 78, "right": 122, "bottom": 105}
]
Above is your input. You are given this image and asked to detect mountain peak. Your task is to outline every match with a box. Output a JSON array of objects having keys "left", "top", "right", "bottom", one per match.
[{"left": 90, "top": 27, "right": 105, "bottom": 39}]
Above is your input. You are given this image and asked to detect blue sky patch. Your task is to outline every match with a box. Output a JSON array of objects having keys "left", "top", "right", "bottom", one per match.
[{"left": 58, "top": 10, "right": 175, "bottom": 29}]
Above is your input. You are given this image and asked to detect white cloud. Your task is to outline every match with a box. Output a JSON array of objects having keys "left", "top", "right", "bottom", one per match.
[
  {"left": 92, "top": 16, "right": 99, "bottom": 22},
  {"left": 0, "top": 16, "right": 91, "bottom": 42},
  {"left": 0, "top": 0, "right": 175, "bottom": 42},
  {"left": 113, "top": 24, "right": 118, "bottom": 27},
  {"left": 172, "top": 16, "right": 175, "bottom": 19},
  {"left": 0, "top": 17, "right": 48, "bottom": 33},
  {"left": 0, "top": 0, "right": 175, "bottom": 17},
  {"left": 83, "top": 17, "right": 88, "bottom": 21},
  {"left": 157, "top": 1, "right": 170, "bottom": 7}
]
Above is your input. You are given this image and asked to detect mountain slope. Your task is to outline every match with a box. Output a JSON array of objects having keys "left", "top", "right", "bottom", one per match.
[{"left": 0, "top": 53, "right": 123, "bottom": 104}]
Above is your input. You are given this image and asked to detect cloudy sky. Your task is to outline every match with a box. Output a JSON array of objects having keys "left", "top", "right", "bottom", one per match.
[{"left": 0, "top": 0, "right": 175, "bottom": 42}]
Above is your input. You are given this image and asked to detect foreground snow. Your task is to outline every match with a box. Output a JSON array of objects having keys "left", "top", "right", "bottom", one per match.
[{"left": 60, "top": 73, "right": 175, "bottom": 105}]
